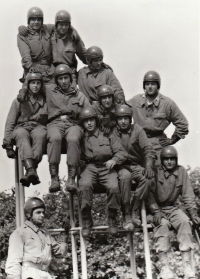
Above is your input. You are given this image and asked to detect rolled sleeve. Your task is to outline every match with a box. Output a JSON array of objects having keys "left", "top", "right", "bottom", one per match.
[{"left": 51, "top": 236, "right": 67, "bottom": 257}]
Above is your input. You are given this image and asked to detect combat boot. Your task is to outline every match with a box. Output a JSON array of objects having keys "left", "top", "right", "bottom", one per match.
[
  {"left": 20, "top": 171, "right": 30, "bottom": 187},
  {"left": 65, "top": 166, "right": 77, "bottom": 192},
  {"left": 182, "top": 251, "right": 195, "bottom": 279},
  {"left": 159, "top": 252, "right": 174, "bottom": 279},
  {"left": 131, "top": 198, "right": 142, "bottom": 227},
  {"left": 122, "top": 203, "right": 134, "bottom": 231},
  {"left": 81, "top": 209, "right": 93, "bottom": 238},
  {"left": 23, "top": 159, "right": 40, "bottom": 185},
  {"left": 108, "top": 209, "right": 118, "bottom": 236},
  {"left": 49, "top": 164, "right": 61, "bottom": 193}
]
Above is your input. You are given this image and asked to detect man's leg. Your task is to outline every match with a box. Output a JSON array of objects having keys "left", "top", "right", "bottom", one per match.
[{"left": 30, "top": 125, "right": 47, "bottom": 164}]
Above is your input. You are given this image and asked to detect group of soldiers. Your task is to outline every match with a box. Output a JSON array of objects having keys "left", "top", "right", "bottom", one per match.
[{"left": 3, "top": 6, "right": 199, "bottom": 279}]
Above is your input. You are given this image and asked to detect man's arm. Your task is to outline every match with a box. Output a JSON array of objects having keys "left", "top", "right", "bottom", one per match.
[
  {"left": 109, "top": 133, "right": 128, "bottom": 165},
  {"left": 17, "top": 34, "right": 33, "bottom": 70},
  {"left": 107, "top": 70, "right": 125, "bottom": 104},
  {"left": 73, "top": 28, "right": 87, "bottom": 64},
  {"left": 51, "top": 236, "right": 67, "bottom": 257},
  {"left": 5, "top": 230, "right": 24, "bottom": 279}
]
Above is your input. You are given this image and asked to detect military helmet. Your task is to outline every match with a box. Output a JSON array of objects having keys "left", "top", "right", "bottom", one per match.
[
  {"left": 55, "top": 64, "right": 72, "bottom": 81},
  {"left": 24, "top": 197, "right": 45, "bottom": 217},
  {"left": 26, "top": 72, "right": 43, "bottom": 89},
  {"left": 55, "top": 10, "right": 71, "bottom": 26},
  {"left": 85, "top": 46, "right": 103, "bottom": 65},
  {"left": 80, "top": 107, "right": 98, "bottom": 122},
  {"left": 97, "top": 85, "right": 114, "bottom": 100},
  {"left": 115, "top": 105, "right": 133, "bottom": 118},
  {"left": 27, "top": 7, "right": 43, "bottom": 24},
  {"left": 143, "top": 71, "right": 161, "bottom": 89},
  {"left": 160, "top": 146, "right": 178, "bottom": 159}
]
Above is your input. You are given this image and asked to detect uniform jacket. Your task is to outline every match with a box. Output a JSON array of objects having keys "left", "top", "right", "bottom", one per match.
[
  {"left": 5, "top": 220, "right": 67, "bottom": 279},
  {"left": 81, "top": 128, "right": 127, "bottom": 164},
  {"left": 46, "top": 85, "right": 90, "bottom": 123},
  {"left": 51, "top": 26, "right": 86, "bottom": 68},
  {"left": 148, "top": 165, "right": 196, "bottom": 211},
  {"left": 113, "top": 124, "right": 156, "bottom": 166},
  {"left": 78, "top": 65, "right": 125, "bottom": 103},
  {"left": 3, "top": 93, "right": 47, "bottom": 148},
  {"left": 127, "top": 93, "right": 189, "bottom": 139}
]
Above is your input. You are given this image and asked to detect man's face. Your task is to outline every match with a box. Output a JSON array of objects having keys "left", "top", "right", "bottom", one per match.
[
  {"left": 57, "top": 74, "right": 71, "bottom": 91},
  {"left": 31, "top": 208, "right": 45, "bottom": 226},
  {"left": 100, "top": 95, "right": 113, "bottom": 109},
  {"left": 83, "top": 117, "right": 97, "bottom": 133},
  {"left": 90, "top": 57, "right": 103, "bottom": 70},
  {"left": 117, "top": 116, "right": 131, "bottom": 131},
  {"left": 29, "top": 18, "right": 42, "bottom": 31},
  {"left": 162, "top": 157, "right": 177, "bottom": 171},
  {"left": 144, "top": 81, "right": 158, "bottom": 96},
  {"left": 29, "top": 80, "right": 42, "bottom": 94},
  {"left": 56, "top": 22, "right": 70, "bottom": 35}
]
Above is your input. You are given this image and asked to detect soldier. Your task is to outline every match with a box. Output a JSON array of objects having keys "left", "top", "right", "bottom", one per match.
[
  {"left": 46, "top": 64, "right": 90, "bottom": 193},
  {"left": 51, "top": 10, "right": 87, "bottom": 88},
  {"left": 17, "top": 7, "right": 54, "bottom": 89},
  {"left": 78, "top": 107, "right": 128, "bottom": 238},
  {"left": 127, "top": 71, "right": 188, "bottom": 163},
  {"left": 6, "top": 197, "right": 67, "bottom": 279},
  {"left": 147, "top": 146, "right": 199, "bottom": 279},
  {"left": 2, "top": 73, "right": 47, "bottom": 187},
  {"left": 78, "top": 46, "right": 125, "bottom": 105},
  {"left": 113, "top": 105, "right": 156, "bottom": 230}
]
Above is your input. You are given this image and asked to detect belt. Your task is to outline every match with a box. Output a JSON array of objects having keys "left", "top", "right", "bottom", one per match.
[
  {"left": 145, "top": 130, "right": 164, "bottom": 138},
  {"left": 33, "top": 59, "right": 51, "bottom": 66},
  {"left": 85, "top": 160, "right": 105, "bottom": 167},
  {"left": 22, "top": 261, "right": 49, "bottom": 272}
]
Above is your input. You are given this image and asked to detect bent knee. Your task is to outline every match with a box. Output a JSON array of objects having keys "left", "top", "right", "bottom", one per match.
[{"left": 118, "top": 169, "right": 131, "bottom": 180}]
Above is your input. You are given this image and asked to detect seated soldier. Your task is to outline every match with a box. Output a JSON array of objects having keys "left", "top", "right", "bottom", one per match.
[
  {"left": 6, "top": 197, "right": 67, "bottom": 279},
  {"left": 113, "top": 105, "right": 156, "bottom": 230},
  {"left": 78, "top": 107, "right": 128, "bottom": 238},
  {"left": 2, "top": 73, "right": 47, "bottom": 187},
  {"left": 78, "top": 46, "right": 125, "bottom": 105},
  {"left": 147, "top": 146, "right": 199, "bottom": 279},
  {"left": 46, "top": 64, "right": 90, "bottom": 193}
]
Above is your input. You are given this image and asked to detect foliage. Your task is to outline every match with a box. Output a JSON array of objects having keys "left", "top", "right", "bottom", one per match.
[{"left": 1, "top": 167, "right": 200, "bottom": 278}]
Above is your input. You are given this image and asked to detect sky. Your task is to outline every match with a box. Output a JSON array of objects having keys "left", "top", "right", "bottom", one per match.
[{"left": 0, "top": 0, "right": 199, "bottom": 198}]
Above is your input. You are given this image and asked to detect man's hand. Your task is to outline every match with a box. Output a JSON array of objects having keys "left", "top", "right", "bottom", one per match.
[
  {"left": 191, "top": 215, "right": 200, "bottom": 227},
  {"left": 153, "top": 211, "right": 163, "bottom": 226},
  {"left": 29, "top": 67, "right": 40, "bottom": 73},
  {"left": 114, "top": 96, "right": 125, "bottom": 105},
  {"left": 101, "top": 115, "right": 111, "bottom": 127},
  {"left": 144, "top": 166, "right": 155, "bottom": 179},
  {"left": 104, "top": 159, "right": 116, "bottom": 169},
  {"left": 159, "top": 138, "right": 172, "bottom": 147},
  {"left": 102, "top": 126, "right": 110, "bottom": 136},
  {"left": 17, "top": 88, "right": 28, "bottom": 103},
  {"left": 18, "top": 25, "right": 28, "bottom": 36},
  {"left": 6, "top": 149, "right": 16, "bottom": 159}
]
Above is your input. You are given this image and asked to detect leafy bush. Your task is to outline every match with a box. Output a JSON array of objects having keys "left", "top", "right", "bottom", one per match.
[{"left": 1, "top": 168, "right": 200, "bottom": 278}]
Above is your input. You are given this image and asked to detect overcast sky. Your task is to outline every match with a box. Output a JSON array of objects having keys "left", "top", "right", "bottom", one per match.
[{"left": 0, "top": 0, "right": 199, "bottom": 198}]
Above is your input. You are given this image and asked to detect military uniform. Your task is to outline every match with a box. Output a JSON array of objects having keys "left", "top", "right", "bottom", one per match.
[
  {"left": 6, "top": 220, "right": 67, "bottom": 279},
  {"left": 127, "top": 93, "right": 188, "bottom": 156},
  {"left": 46, "top": 85, "right": 90, "bottom": 166}
]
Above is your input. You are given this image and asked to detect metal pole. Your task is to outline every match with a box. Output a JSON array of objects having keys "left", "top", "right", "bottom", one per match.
[
  {"left": 18, "top": 150, "right": 25, "bottom": 225},
  {"left": 127, "top": 232, "right": 137, "bottom": 278},
  {"left": 69, "top": 192, "right": 79, "bottom": 279},
  {"left": 14, "top": 151, "right": 21, "bottom": 227},
  {"left": 141, "top": 201, "right": 153, "bottom": 279}
]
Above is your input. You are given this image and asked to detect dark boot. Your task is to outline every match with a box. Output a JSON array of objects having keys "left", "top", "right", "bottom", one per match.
[
  {"left": 131, "top": 197, "right": 142, "bottom": 227},
  {"left": 122, "top": 203, "right": 134, "bottom": 231},
  {"left": 82, "top": 209, "right": 93, "bottom": 238},
  {"left": 49, "top": 164, "right": 61, "bottom": 193},
  {"left": 20, "top": 171, "right": 30, "bottom": 187},
  {"left": 182, "top": 251, "right": 195, "bottom": 279},
  {"left": 108, "top": 209, "right": 118, "bottom": 236},
  {"left": 23, "top": 159, "right": 40, "bottom": 185},
  {"left": 65, "top": 166, "right": 77, "bottom": 192},
  {"left": 159, "top": 252, "right": 174, "bottom": 279}
]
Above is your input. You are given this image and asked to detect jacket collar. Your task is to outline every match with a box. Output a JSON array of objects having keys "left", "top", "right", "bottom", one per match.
[
  {"left": 85, "top": 128, "right": 99, "bottom": 138},
  {"left": 25, "top": 220, "right": 46, "bottom": 234},
  {"left": 139, "top": 92, "right": 163, "bottom": 107},
  {"left": 27, "top": 91, "right": 45, "bottom": 106}
]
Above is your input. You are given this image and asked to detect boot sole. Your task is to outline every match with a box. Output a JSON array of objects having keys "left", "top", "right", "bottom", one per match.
[
  {"left": 28, "top": 174, "right": 40, "bottom": 185},
  {"left": 20, "top": 178, "right": 30, "bottom": 187}
]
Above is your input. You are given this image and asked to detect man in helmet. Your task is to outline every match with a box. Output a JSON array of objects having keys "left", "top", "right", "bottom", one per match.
[
  {"left": 6, "top": 197, "right": 67, "bottom": 279},
  {"left": 127, "top": 71, "right": 188, "bottom": 164},
  {"left": 17, "top": 7, "right": 54, "bottom": 90},
  {"left": 113, "top": 105, "right": 156, "bottom": 230},
  {"left": 46, "top": 64, "right": 90, "bottom": 193},
  {"left": 147, "top": 146, "right": 199, "bottom": 279},
  {"left": 2, "top": 73, "right": 47, "bottom": 187},
  {"left": 78, "top": 106, "right": 127, "bottom": 238},
  {"left": 78, "top": 46, "right": 125, "bottom": 105}
]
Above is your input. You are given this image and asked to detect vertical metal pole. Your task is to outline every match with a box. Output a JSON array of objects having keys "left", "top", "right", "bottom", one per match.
[
  {"left": 141, "top": 201, "right": 153, "bottom": 279},
  {"left": 69, "top": 192, "right": 79, "bottom": 279},
  {"left": 127, "top": 232, "right": 137, "bottom": 278},
  {"left": 18, "top": 150, "right": 25, "bottom": 225},
  {"left": 14, "top": 151, "right": 21, "bottom": 227}
]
